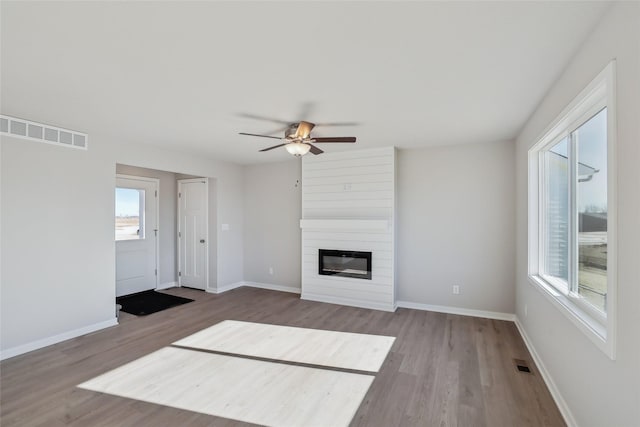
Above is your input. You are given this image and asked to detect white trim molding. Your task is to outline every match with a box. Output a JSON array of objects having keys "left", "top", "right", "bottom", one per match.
[
  {"left": 0, "top": 318, "right": 118, "bottom": 361},
  {"left": 514, "top": 318, "right": 578, "bottom": 427},
  {"left": 208, "top": 281, "right": 301, "bottom": 295},
  {"left": 396, "top": 300, "right": 516, "bottom": 321},
  {"left": 207, "top": 282, "right": 244, "bottom": 294},
  {"left": 303, "top": 293, "right": 395, "bottom": 312},
  {"left": 243, "top": 281, "right": 301, "bottom": 294}
]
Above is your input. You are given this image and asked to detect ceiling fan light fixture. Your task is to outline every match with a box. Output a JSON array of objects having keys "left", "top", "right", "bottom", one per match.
[
  {"left": 285, "top": 142, "right": 311, "bottom": 156},
  {"left": 239, "top": 119, "right": 356, "bottom": 155}
]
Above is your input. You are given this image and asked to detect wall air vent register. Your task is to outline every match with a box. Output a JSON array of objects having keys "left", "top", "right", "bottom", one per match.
[{"left": 0, "top": 115, "right": 88, "bottom": 150}]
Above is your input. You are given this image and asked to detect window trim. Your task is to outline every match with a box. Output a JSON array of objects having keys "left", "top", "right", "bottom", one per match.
[{"left": 528, "top": 61, "right": 617, "bottom": 359}]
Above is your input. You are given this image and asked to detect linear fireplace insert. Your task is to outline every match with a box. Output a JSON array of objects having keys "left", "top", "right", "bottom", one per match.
[{"left": 318, "top": 249, "right": 372, "bottom": 280}]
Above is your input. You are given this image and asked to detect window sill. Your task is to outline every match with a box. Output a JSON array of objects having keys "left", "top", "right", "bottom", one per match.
[{"left": 527, "top": 274, "right": 614, "bottom": 359}]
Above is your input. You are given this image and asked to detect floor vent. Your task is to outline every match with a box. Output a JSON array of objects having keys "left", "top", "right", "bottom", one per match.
[
  {"left": 0, "top": 115, "right": 88, "bottom": 150},
  {"left": 514, "top": 359, "right": 533, "bottom": 374}
]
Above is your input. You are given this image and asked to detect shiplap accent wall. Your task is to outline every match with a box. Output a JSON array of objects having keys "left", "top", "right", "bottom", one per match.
[{"left": 301, "top": 147, "right": 396, "bottom": 311}]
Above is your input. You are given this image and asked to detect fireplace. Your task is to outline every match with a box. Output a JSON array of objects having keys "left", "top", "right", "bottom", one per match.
[{"left": 318, "top": 249, "right": 372, "bottom": 280}]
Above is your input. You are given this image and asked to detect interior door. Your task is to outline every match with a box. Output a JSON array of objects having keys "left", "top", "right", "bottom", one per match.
[
  {"left": 115, "top": 176, "right": 158, "bottom": 297},
  {"left": 178, "top": 178, "right": 208, "bottom": 290}
]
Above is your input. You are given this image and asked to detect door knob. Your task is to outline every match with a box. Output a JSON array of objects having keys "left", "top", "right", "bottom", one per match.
[{"left": 200, "top": 239, "right": 205, "bottom": 243}]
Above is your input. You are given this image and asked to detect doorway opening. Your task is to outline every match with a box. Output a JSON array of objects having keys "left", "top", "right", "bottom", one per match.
[{"left": 114, "top": 164, "right": 217, "bottom": 301}]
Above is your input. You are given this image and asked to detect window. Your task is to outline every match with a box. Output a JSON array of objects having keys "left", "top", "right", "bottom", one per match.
[
  {"left": 115, "top": 187, "right": 145, "bottom": 241},
  {"left": 528, "top": 61, "right": 616, "bottom": 358}
]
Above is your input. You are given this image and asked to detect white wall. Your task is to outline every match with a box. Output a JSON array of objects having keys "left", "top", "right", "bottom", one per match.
[
  {"left": 0, "top": 133, "right": 244, "bottom": 356},
  {"left": 116, "top": 164, "right": 178, "bottom": 286},
  {"left": 514, "top": 3, "right": 640, "bottom": 426},
  {"left": 1, "top": 136, "right": 115, "bottom": 354},
  {"left": 397, "top": 140, "right": 516, "bottom": 314},
  {"left": 243, "top": 159, "right": 301, "bottom": 289}
]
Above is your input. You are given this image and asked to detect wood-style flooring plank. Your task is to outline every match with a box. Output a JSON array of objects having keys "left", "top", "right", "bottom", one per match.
[{"left": 0, "top": 287, "right": 565, "bottom": 427}]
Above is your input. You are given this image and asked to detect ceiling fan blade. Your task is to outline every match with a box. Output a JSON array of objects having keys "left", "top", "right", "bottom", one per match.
[
  {"left": 237, "top": 113, "right": 291, "bottom": 125},
  {"left": 263, "top": 125, "right": 291, "bottom": 136},
  {"left": 259, "top": 143, "right": 288, "bottom": 152},
  {"left": 314, "top": 122, "right": 360, "bottom": 127},
  {"left": 308, "top": 143, "right": 324, "bottom": 155},
  {"left": 311, "top": 137, "right": 356, "bottom": 143},
  {"left": 239, "top": 132, "right": 284, "bottom": 140},
  {"left": 295, "top": 121, "right": 316, "bottom": 139}
]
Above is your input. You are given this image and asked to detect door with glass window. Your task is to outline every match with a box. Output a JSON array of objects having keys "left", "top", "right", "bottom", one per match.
[{"left": 115, "top": 176, "right": 158, "bottom": 297}]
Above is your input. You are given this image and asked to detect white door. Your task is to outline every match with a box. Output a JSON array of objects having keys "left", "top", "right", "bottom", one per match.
[
  {"left": 178, "top": 178, "right": 208, "bottom": 290},
  {"left": 115, "top": 176, "right": 159, "bottom": 297}
]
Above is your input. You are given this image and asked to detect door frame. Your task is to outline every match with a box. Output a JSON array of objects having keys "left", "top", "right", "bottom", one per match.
[
  {"left": 177, "top": 178, "right": 209, "bottom": 290},
  {"left": 115, "top": 174, "right": 160, "bottom": 291}
]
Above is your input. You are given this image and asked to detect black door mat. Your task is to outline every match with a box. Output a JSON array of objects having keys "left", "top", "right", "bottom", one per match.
[{"left": 116, "top": 290, "right": 194, "bottom": 316}]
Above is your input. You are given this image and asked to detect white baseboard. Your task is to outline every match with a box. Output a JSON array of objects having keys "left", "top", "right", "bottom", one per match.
[
  {"left": 209, "top": 281, "right": 301, "bottom": 295},
  {"left": 514, "top": 318, "right": 577, "bottom": 427},
  {"left": 157, "top": 281, "right": 177, "bottom": 290},
  {"left": 244, "top": 281, "right": 301, "bottom": 294},
  {"left": 396, "top": 300, "right": 516, "bottom": 321},
  {"left": 0, "top": 318, "right": 118, "bottom": 361},
  {"left": 302, "top": 292, "right": 396, "bottom": 312},
  {"left": 206, "top": 281, "right": 244, "bottom": 294}
]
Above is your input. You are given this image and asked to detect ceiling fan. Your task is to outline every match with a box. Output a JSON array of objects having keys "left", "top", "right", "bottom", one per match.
[{"left": 239, "top": 121, "right": 356, "bottom": 156}]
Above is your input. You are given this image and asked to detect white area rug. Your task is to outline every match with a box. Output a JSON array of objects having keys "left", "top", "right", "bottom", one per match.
[
  {"left": 79, "top": 347, "right": 374, "bottom": 427},
  {"left": 174, "top": 320, "right": 395, "bottom": 372}
]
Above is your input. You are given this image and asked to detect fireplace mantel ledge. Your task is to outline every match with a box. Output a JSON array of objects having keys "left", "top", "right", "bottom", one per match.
[{"left": 300, "top": 219, "right": 390, "bottom": 231}]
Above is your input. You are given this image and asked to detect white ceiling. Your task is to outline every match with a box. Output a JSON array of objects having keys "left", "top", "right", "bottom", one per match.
[{"left": 1, "top": 1, "right": 610, "bottom": 165}]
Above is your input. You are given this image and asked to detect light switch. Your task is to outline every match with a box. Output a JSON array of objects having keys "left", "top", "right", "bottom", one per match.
[{"left": 221, "top": 223, "right": 230, "bottom": 231}]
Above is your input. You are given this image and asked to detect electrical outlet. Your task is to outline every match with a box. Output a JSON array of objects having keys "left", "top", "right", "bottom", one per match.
[
  {"left": 452, "top": 285, "right": 460, "bottom": 295},
  {"left": 269, "top": 267, "right": 274, "bottom": 275},
  {"left": 524, "top": 304, "right": 528, "bottom": 317}
]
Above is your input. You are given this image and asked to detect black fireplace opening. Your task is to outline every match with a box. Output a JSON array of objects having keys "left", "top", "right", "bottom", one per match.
[{"left": 318, "top": 249, "right": 372, "bottom": 280}]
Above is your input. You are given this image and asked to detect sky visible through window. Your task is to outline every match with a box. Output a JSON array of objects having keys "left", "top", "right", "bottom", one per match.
[{"left": 115, "top": 188, "right": 141, "bottom": 217}]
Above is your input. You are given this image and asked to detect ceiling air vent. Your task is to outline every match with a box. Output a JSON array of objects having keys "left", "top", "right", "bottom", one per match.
[{"left": 0, "top": 115, "right": 88, "bottom": 150}]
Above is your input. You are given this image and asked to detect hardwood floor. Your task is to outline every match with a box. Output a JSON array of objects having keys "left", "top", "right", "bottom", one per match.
[{"left": 0, "top": 287, "right": 565, "bottom": 426}]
